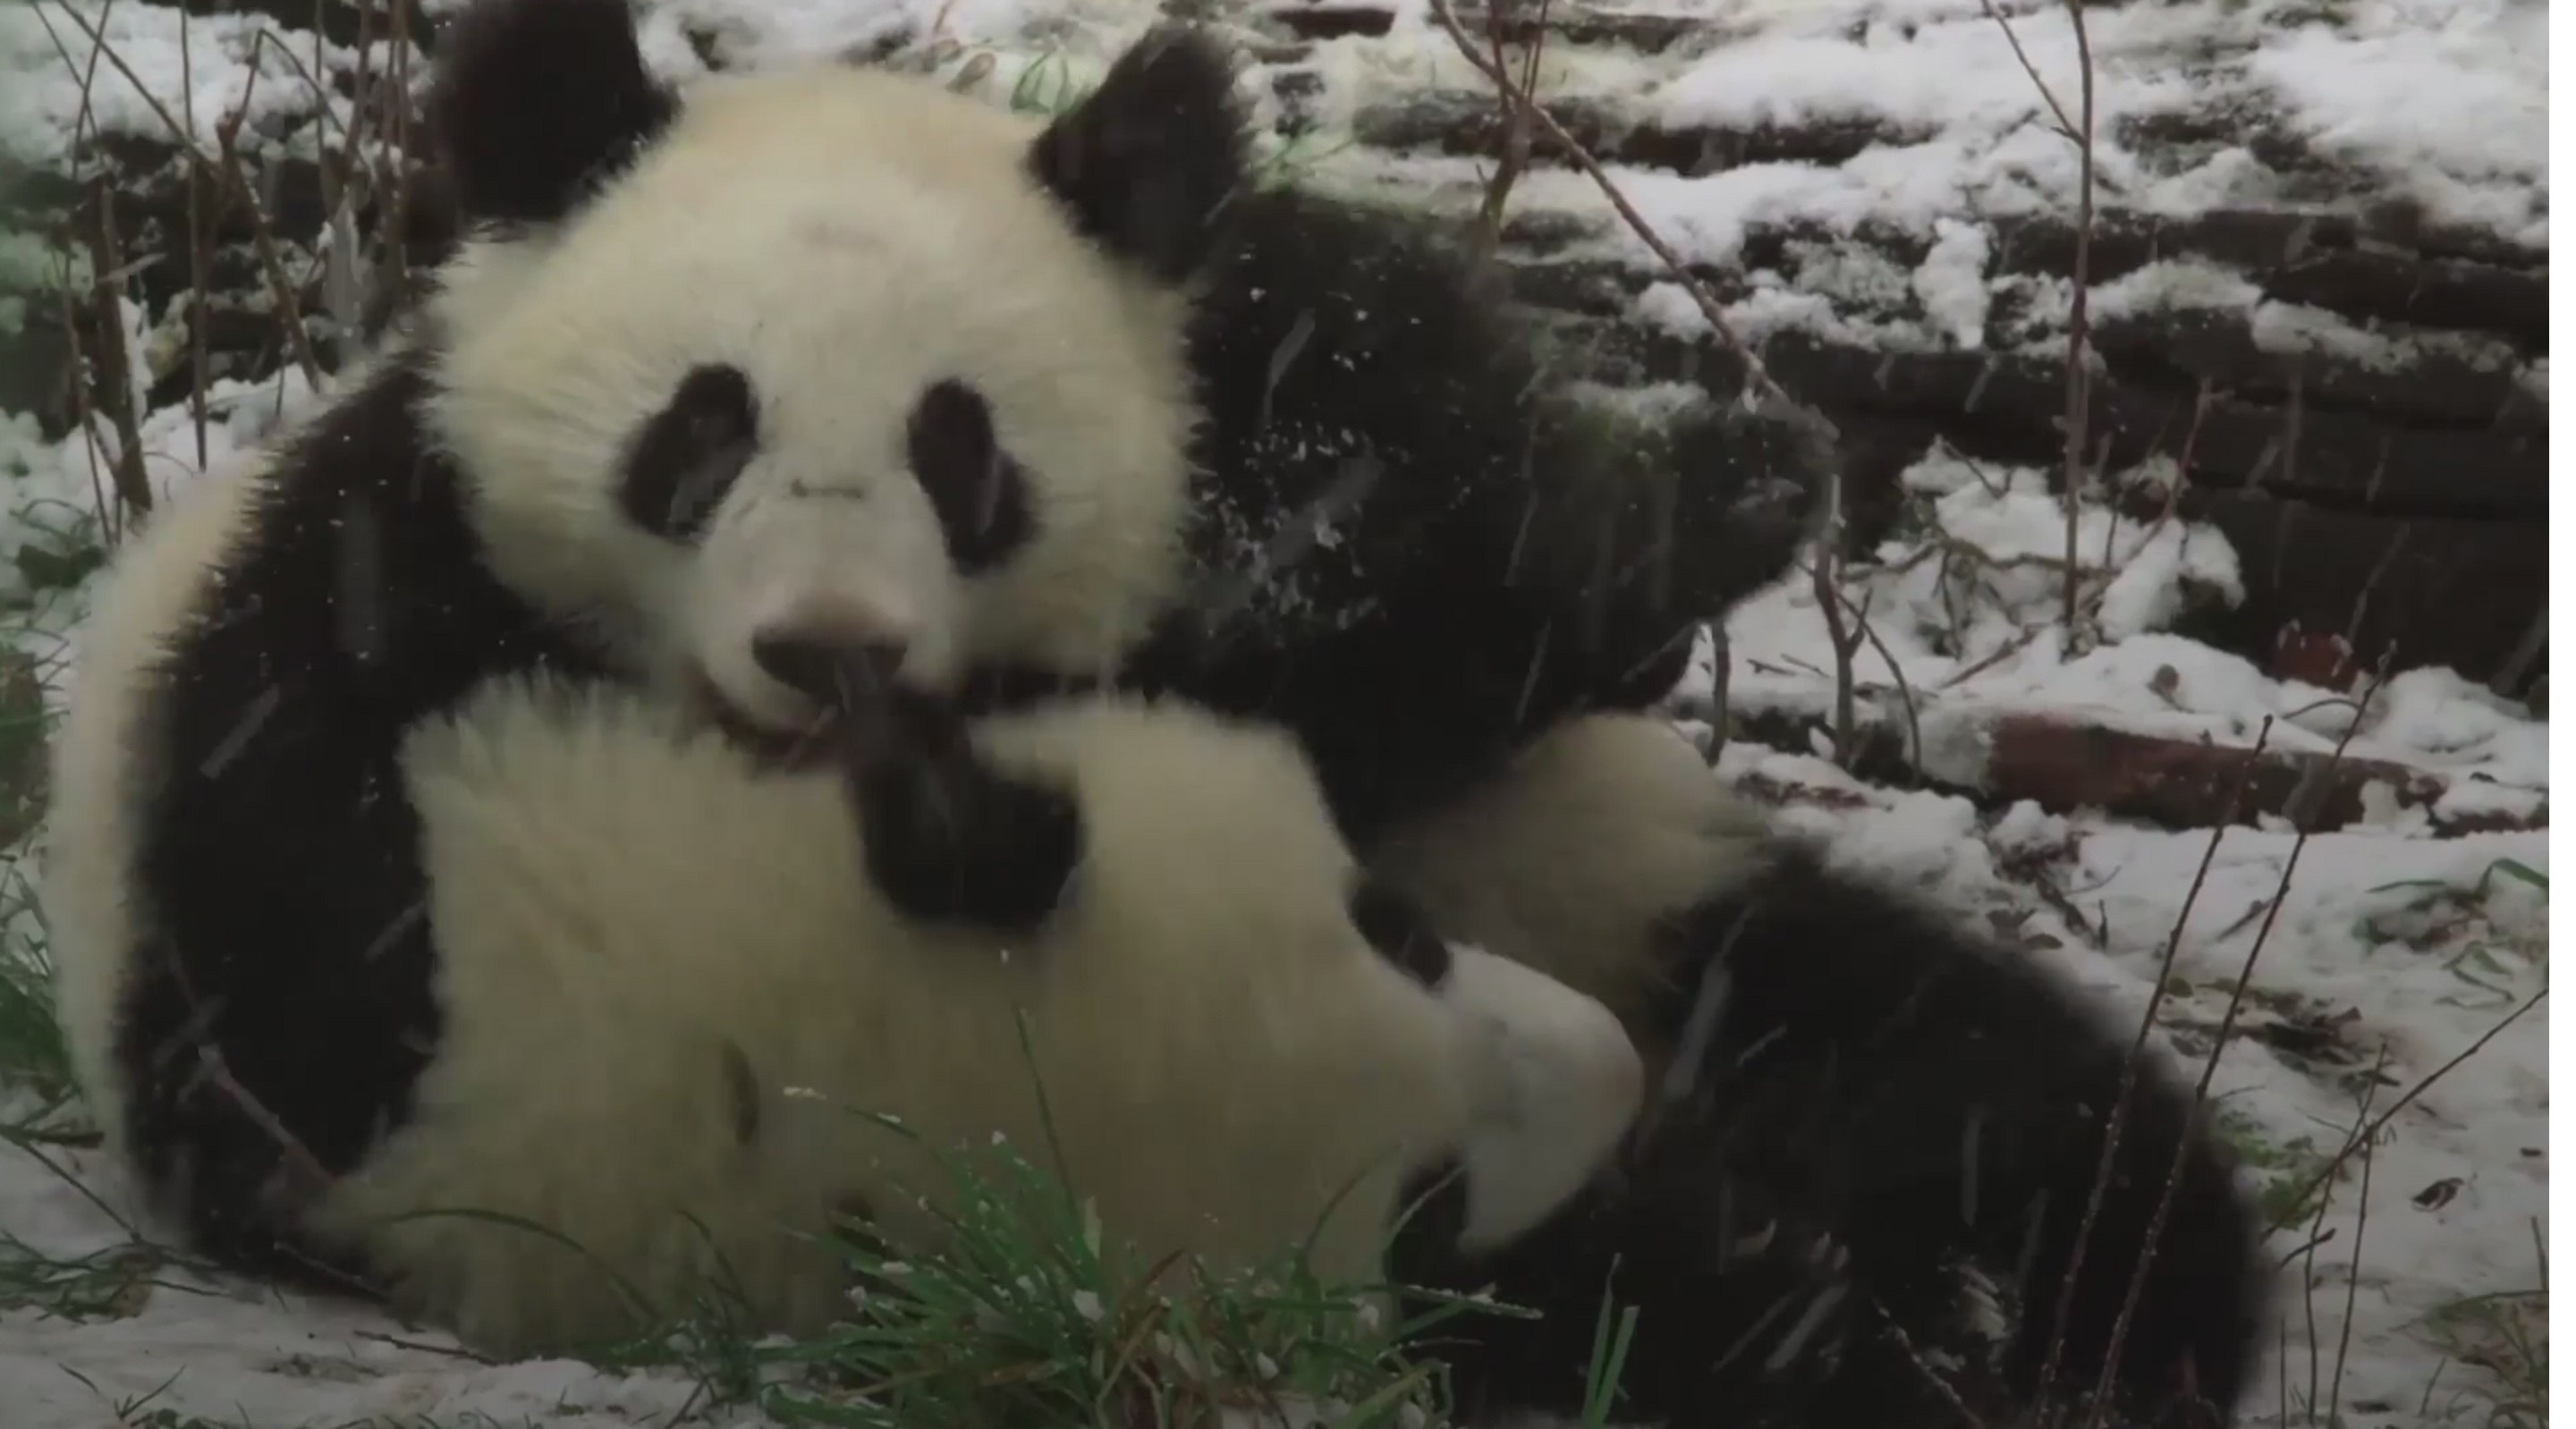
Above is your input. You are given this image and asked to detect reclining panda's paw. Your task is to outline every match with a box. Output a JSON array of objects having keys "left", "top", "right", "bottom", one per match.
[{"left": 838, "top": 698, "right": 1082, "bottom": 934}]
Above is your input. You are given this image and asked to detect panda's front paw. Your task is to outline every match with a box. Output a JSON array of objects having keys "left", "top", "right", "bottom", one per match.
[{"left": 840, "top": 696, "right": 1082, "bottom": 934}]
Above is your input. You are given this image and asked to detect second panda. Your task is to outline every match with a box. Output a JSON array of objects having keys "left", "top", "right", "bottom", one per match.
[{"left": 345, "top": 682, "right": 1643, "bottom": 1353}]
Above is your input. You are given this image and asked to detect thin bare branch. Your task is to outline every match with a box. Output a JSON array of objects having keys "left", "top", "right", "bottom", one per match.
[
  {"left": 1973, "top": 0, "right": 2080, "bottom": 139},
  {"left": 182, "top": 4, "right": 209, "bottom": 472},
  {"left": 1808, "top": 471, "right": 1860, "bottom": 765},
  {"left": 83, "top": 186, "right": 156, "bottom": 528},
  {"left": 53, "top": 266, "right": 117, "bottom": 548},
  {"left": 1841, "top": 585, "right": 1924, "bottom": 774},
  {"left": 2326, "top": 1050, "right": 2388, "bottom": 1428},
  {"left": 1467, "top": 0, "right": 1548, "bottom": 273},
  {"left": 2056, "top": 0, "right": 2097, "bottom": 646},
  {"left": 41, "top": 1, "right": 326, "bottom": 388},
  {"left": 1428, "top": 0, "right": 1837, "bottom": 455}
]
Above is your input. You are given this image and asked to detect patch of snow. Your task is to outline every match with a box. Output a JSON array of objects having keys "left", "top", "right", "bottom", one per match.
[
  {"left": 2428, "top": 777, "right": 2546, "bottom": 829},
  {"left": 2244, "top": 1, "right": 2547, "bottom": 239},
  {"left": 1911, "top": 217, "right": 1993, "bottom": 350},
  {"left": 1480, "top": 0, "right": 2546, "bottom": 338},
  {"left": 0, "top": 1, "right": 387, "bottom": 167},
  {"left": 1984, "top": 798, "right": 2073, "bottom": 859},
  {"left": 1640, "top": 0, "right": 2545, "bottom": 247},
  {"left": 1784, "top": 239, "right": 1907, "bottom": 306},
  {"left": 6, "top": 367, "right": 320, "bottom": 598},
  {"left": 1638, "top": 270, "right": 1938, "bottom": 353},
  {"left": 1, "top": 1139, "right": 757, "bottom": 1429},
  {"left": 2247, "top": 300, "right": 2529, "bottom": 376},
  {"left": 2090, "top": 259, "right": 2266, "bottom": 319},
  {"left": 640, "top": 0, "right": 927, "bottom": 74},
  {"left": 2093, "top": 516, "right": 2237, "bottom": 644},
  {"left": 2364, "top": 668, "right": 2552, "bottom": 781},
  {"left": 1990, "top": 258, "right": 2538, "bottom": 387}
]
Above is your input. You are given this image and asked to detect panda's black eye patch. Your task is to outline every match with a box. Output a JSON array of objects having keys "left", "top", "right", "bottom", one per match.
[
  {"left": 1348, "top": 878, "right": 1453, "bottom": 989},
  {"left": 906, "top": 378, "right": 1035, "bottom": 576},
  {"left": 621, "top": 364, "right": 760, "bottom": 542}
]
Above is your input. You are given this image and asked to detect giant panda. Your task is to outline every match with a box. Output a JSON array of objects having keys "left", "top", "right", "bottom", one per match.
[
  {"left": 1369, "top": 714, "right": 2275, "bottom": 1429},
  {"left": 46, "top": 481, "right": 1648, "bottom": 1350},
  {"left": 43, "top": 0, "right": 1785, "bottom": 1314}
]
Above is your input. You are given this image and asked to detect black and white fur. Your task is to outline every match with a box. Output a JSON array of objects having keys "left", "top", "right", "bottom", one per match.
[
  {"left": 38, "top": 0, "right": 1768, "bottom": 1293},
  {"left": 48, "top": 505, "right": 1646, "bottom": 1350},
  {"left": 1371, "top": 715, "right": 2274, "bottom": 1429}
]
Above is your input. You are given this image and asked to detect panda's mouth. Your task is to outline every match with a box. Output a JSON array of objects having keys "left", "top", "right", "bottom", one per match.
[
  {"left": 686, "top": 662, "right": 973, "bottom": 775},
  {"left": 686, "top": 667, "right": 843, "bottom": 772},
  {"left": 686, "top": 660, "right": 1109, "bottom": 772}
]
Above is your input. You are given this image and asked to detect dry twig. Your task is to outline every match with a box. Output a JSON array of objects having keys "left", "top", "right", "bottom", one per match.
[
  {"left": 1427, "top": 0, "right": 1836, "bottom": 455},
  {"left": 182, "top": 4, "right": 212, "bottom": 474},
  {"left": 1808, "top": 470, "right": 1862, "bottom": 765},
  {"left": 2326, "top": 1051, "right": 2386, "bottom": 1428},
  {"left": 1840, "top": 584, "right": 1923, "bottom": 773},
  {"left": 52, "top": 275, "right": 117, "bottom": 546},
  {"left": 41, "top": 0, "right": 326, "bottom": 388},
  {"left": 2056, "top": 0, "right": 2098, "bottom": 647},
  {"left": 81, "top": 186, "right": 156, "bottom": 528},
  {"left": 1971, "top": 0, "right": 2099, "bottom": 646},
  {"left": 1466, "top": 0, "right": 1550, "bottom": 273},
  {"left": 30, "top": 0, "right": 141, "bottom": 540}
]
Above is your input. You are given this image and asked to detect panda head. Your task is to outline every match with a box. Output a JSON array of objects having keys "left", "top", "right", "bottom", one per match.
[
  {"left": 1345, "top": 881, "right": 1652, "bottom": 1256},
  {"left": 952, "top": 698, "right": 1648, "bottom": 1270},
  {"left": 420, "top": 0, "right": 1239, "bottom": 737}
]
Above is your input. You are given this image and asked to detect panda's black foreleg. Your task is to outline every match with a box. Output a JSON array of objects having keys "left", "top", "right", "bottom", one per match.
[
  {"left": 835, "top": 691, "right": 1082, "bottom": 934},
  {"left": 1652, "top": 849, "right": 2270, "bottom": 1428}
]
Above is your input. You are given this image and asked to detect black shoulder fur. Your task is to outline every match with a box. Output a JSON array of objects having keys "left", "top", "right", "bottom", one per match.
[
  {"left": 114, "top": 355, "right": 614, "bottom": 1284},
  {"left": 1130, "top": 182, "right": 1816, "bottom": 843},
  {"left": 1029, "top": 25, "right": 1252, "bottom": 283}
]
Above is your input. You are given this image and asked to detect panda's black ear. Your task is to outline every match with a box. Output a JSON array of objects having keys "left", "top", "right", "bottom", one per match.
[
  {"left": 1030, "top": 26, "right": 1251, "bottom": 283},
  {"left": 429, "top": 0, "right": 677, "bottom": 226}
]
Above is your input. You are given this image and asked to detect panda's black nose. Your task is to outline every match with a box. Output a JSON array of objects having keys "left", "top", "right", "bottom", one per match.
[{"left": 751, "top": 636, "right": 909, "bottom": 711}]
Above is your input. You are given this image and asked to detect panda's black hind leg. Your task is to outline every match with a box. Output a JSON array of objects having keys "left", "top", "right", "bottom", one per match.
[
  {"left": 837, "top": 693, "right": 1081, "bottom": 934},
  {"left": 1648, "top": 848, "right": 2272, "bottom": 1427}
]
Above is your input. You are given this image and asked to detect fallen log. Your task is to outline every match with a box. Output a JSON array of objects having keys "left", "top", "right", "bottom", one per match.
[
  {"left": 1973, "top": 714, "right": 2544, "bottom": 835},
  {"left": 1721, "top": 707, "right": 2546, "bottom": 837}
]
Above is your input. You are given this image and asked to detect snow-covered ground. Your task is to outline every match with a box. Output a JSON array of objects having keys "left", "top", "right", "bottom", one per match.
[{"left": 0, "top": 0, "right": 2550, "bottom": 1425}]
